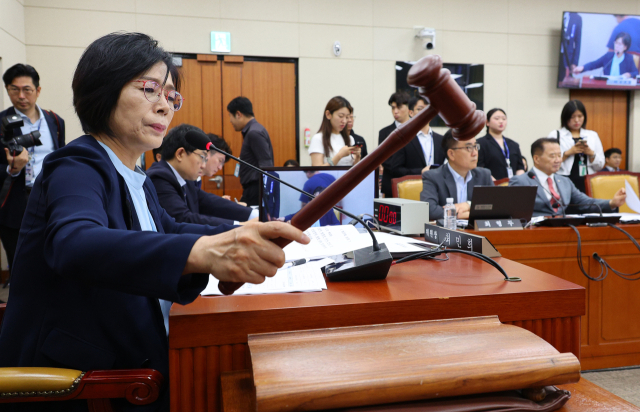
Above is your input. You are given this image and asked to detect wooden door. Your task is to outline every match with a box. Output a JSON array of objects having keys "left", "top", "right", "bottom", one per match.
[
  {"left": 147, "top": 55, "right": 297, "bottom": 202},
  {"left": 221, "top": 58, "right": 297, "bottom": 201},
  {"left": 569, "top": 90, "right": 628, "bottom": 169}
]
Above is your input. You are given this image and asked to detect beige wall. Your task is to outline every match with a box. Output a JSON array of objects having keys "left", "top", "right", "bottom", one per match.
[
  {"left": 0, "top": 0, "right": 26, "bottom": 110},
  {"left": 1, "top": 0, "right": 640, "bottom": 169}
]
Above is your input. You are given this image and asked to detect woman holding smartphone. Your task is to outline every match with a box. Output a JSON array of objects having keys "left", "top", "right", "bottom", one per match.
[
  {"left": 547, "top": 100, "right": 604, "bottom": 193},
  {"left": 309, "top": 96, "right": 361, "bottom": 166}
]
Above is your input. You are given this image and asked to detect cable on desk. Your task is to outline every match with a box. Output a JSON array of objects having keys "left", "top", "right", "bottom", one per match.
[
  {"left": 393, "top": 240, "right": 518, "bottom": 281},
  {"left": 568, "top": 224, "right": 640, "bottom": 281}
]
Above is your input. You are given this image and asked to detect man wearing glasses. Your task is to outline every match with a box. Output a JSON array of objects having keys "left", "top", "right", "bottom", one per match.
[
  {"left": 420, "top": 130, "right": 492, "bottom": 220},
  {"left": 146, "top": 124, "right": 257, "bottom": 227},
  {"left": 0, "top": 64, "right": 65, "bottom": 281}
]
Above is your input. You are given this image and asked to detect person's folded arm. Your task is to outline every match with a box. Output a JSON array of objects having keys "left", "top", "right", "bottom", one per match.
[{"left": 197, "top": 187, "right": 252, "bottom": 222}]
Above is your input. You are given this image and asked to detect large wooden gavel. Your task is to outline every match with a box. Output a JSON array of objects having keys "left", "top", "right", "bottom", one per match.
[{"left": 218, "top": 55, "right": 486, "bottom": 295}]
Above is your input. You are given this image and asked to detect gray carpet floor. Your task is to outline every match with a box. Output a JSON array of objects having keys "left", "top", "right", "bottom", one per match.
[{"left": 582, "top": 367, "right": 640, "bottom": 407}]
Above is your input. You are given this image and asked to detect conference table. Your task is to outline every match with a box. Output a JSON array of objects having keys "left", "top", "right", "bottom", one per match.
[
  {"left": 169, "top": 255, "right": 584, "bottom": 412},
  {"left": 466, "top": 224, "right": 640, "bottom": 371}
]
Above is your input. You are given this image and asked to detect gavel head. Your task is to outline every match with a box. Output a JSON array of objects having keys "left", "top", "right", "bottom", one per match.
[{"left": 407, "top": 55, "right": 485, "bottom": 141}]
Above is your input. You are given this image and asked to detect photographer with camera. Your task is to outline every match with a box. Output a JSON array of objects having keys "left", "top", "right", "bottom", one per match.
[{"left": 0, "top": 64, "right": 65, "bottom": 282}]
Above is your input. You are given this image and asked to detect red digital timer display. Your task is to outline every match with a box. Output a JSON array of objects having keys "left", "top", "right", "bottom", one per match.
[{"left": 375, "top": 203, "right": 402, "bottom": 227}]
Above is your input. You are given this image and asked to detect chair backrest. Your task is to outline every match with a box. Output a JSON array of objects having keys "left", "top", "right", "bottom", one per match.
[
  {"left": 585, "top": 171, "right": 640, "bottom": 214},
  {"left": 494, "top": 178, "right": 509, "bottom": 186},
  {"left": 391, "top": 175, "right": 423, "bottom": 200}
]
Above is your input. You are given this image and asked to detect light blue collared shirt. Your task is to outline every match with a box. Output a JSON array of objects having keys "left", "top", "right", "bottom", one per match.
[
  {"left": 15, "top": 105, "right": 54, "bottom": 186},
  {"left": 97, "top": 141, "right": 173, "bottom": 335},
  {"left": 447, "top": 163, "right": 473, "bottom": 203},
  {"left": 611, "top": 53, "right": 624, "bottom": 77}
]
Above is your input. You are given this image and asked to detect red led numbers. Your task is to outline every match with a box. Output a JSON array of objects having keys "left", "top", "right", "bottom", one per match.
[{"left": 378, "top": 205, "right": 396, "bottom": 225}]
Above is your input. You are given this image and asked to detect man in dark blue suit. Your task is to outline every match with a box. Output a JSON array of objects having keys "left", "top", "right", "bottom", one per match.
[
  {"left": 389, "top": 97, "right": 445, "bottom": 184},
  {"left": 558, "top": 12, "right": 582, "bottom": 82},
  {"left": 0, "top": 64, "right": 65, "bottom": 279},
  {"left": 147, "top": 124, "right": 256, "bottom": 226},
  {"left": 378, "top": 91, "right": 411, "bottom": 197}
]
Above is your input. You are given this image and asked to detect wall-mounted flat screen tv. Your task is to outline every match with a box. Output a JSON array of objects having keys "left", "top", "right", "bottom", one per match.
[{"left": 558, "top": 12, "right": 640, "bottom": 90}]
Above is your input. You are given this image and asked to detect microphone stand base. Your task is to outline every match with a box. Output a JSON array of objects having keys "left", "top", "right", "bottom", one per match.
[{"left": 324, "top": 244, "right": 393, "bottom": 282}]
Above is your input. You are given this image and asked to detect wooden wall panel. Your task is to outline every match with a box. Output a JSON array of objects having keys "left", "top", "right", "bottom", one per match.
[
  {"left": 221, "top": 61, "right": 244, "bottom": 177},
  {"left": 171, "top": 58, "right": 203, "bottom": 131},
  {"left": 597, "top": 255, "right": 640, "bottom": 341},
  {"left": 242, "top": 61, "right": 297, "bottom": 168},
  {"left": 569, "top": 89, "right": 628, "bottom": 169},
  {"left": 201, "top": 61, "right": 223, "bottom": 136}
]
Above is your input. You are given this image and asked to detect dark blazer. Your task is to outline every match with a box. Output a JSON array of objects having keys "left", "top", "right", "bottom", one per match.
[
  {"left": 0, "top": 136, "right": 231, "bottom": 411},
  {"left": 350, "top": 130, "right": 368, "bottom": 158},
  {"left": 0, "top": 106, "right": 65, "bottom": 229},
  {"left": 509, "top": 170, "right": 613, "bottom": 217},
  {"left": 378, "top": 122, "right": 397, "bottom": 197},
  {"left": 420, "top": 165, "right": 493, "bottom": 220},
  {"left": 389, "top": 131, "right": 445, "bottom": 178},
  {"left": 583, "top": 51, "right": 639, "bottom": 77},
  {"left": 477, "top": 134, "right": 525, "bottom": 180},
  {"left": 146, "top": 160, "right": 252, "bottom": 226}
]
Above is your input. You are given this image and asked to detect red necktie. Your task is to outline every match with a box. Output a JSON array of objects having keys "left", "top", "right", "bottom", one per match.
[{"left": 547, "top": 177, "right": 560, "bottom": 213}]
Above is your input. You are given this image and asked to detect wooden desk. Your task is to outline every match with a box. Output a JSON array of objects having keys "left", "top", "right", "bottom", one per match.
[
  {"left": 466, "top": 224, "right": 640, "bottom": 370},
  {"left": 220, "top": 371, "right": 640, "bottom": 412},
  {"left": 169, "top": 256, "right": 584, "bottom": 412}
]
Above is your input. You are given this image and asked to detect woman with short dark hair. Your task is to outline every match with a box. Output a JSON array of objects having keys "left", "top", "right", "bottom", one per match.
[
  {"left": 547, "top": 100, "right": 604, "bottom": 192},
  {"left": 573, "top": 32, "right": 639, "bottom": 78},
  {"left": 477, "top": 108, "right": 525, "bottom": 180},
  {"left": 0, "top": 32, "right": 307, "bottom": 411}
]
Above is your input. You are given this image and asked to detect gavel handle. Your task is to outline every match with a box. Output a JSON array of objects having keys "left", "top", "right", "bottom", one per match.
[{"left": 217, "top": 105, "right": 440, "bottom": 295}]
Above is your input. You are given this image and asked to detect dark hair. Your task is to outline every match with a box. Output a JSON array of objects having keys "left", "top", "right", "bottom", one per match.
[
  {"left": 485, "top": 108, "right": 506, "bottom": 133},
  {"left": 159, "top": 124, "right": 201, "bottom": 160},
  {"left": 207, "top": 133, "right": 232, "bottom": 162},
  {"left": 152, "top": 147, "right": 162, "bottom": 162},
  {"left": 408, "top": 96, "right": 428, "bottom": 111},
  {"left": 560, "top": 100, "right": 587, "bottom": 130},
  {"left": 3, "top": 64, "right": 40, "bottom": 88},
  {"left": 283, "top": 159, "right": 300, "bottom": 167},
  {"left": 531, "top": 138, "right": 560, "bottom": 157},
  {"left": 318, "top": 96, "right": 351, "bottom": 157},
  {"left": 72, "top": 32, "right": 180, "bottom": 138},
  {"left": 615, "top": 32, "right": 632, "bottom": 51},
  {"left": 227, "top": 97, "right": 254, "bottom": 117},
  {"left": 441, "top": 129, "right": 457, "bottom": 160},
  {"left": 388, "top": 91, "right": 411, "bottom": 107},
  {"left": 521, "top": 156, "right": 528, "bottom": 172},
  {"left": 604, "top": 147, "right": 622, "bottom": 158}
]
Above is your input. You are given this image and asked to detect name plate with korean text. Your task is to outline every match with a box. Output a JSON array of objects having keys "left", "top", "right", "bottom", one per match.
[
  {"left": 424, "top": 224, "right": 501, "bottom": 258},
  {"left": 474, "top": 219, "right": 523, "bottom": 231}
]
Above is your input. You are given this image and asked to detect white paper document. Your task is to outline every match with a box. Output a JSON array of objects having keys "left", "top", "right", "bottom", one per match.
[
  {"left": 284, "top": 225, "right": 369, "bottom": 261},
  {"left": 201, "top": 259, "right": 330, "bottom": 296},
  {"left": 624, "top": 180, "right": 640, "bottom": 214}
]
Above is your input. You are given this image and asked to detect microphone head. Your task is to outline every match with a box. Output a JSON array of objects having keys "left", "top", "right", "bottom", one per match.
[{"left": 185, "top": 130, "right": 212, "bottom": 151}]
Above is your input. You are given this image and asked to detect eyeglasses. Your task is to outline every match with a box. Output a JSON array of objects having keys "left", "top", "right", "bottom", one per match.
[
  {"left": 6, "top": 86, "right": 36, "bottom": 96},
  {"left": 130, "top": 80, "right": 184, "bottom": 111},
  {"left": 192, "top": 151, "right": 207, "bottom": 163},
  {"left": 347, "top": 115, "right": 356, "bottom": 121},
  {"left": 451, "top": 144, "right": 481, "bottom": 153}
]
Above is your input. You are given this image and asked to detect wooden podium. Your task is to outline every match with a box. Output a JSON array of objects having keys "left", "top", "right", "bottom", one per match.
[{"left": 169, "top": 256, "right": 584, "bottom": 412}]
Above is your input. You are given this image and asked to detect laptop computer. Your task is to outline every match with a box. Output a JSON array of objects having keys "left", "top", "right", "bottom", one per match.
[{"left": 467, "top": 186, "right": 538, "bottom": 226}]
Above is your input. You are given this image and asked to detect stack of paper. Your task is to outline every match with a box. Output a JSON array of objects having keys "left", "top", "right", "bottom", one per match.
[{"left": 201, "top": 258, "right": 330, "bottom": 296}]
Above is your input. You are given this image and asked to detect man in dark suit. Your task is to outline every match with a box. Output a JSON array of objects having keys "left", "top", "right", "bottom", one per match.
[
  {"left": 147, "top": 124, "right": 256, "bottom": 226},
  {"left": 420, "top": 131, "right": 492, "bottom": 220},
  {"left": 227, "top": 96, "right": 274, "bottom": 206},
  {"left": 603, "top": 148, "right": 623, "bottom": 172},
  {"left": 389, "top": 97, "right": 445, "bottom": 183},
  {"left": 0, "top": 63, "right": 65, "bottom": 278},
  {"left": 558, "top": 12, "right": 582, "bottom": 83},
  {"left": 379, "top": 91, "right": 411, "bottom": 197},
  {"left": 509, "top": 138, "right": 625, "bottom": 217}
]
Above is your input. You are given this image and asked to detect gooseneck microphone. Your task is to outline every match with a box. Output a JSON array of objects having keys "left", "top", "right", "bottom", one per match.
[{"left": 185, "top": 130, "right": 392, "bottom": 289}]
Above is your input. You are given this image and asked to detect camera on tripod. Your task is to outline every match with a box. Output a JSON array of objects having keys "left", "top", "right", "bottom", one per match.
[{"left": 0, "top": 114, "right": 42, "bottom": 155}]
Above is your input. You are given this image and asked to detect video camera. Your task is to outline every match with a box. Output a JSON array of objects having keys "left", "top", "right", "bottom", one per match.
[{"left": 0, "top": 114, "right": 42, "bottom": 155}]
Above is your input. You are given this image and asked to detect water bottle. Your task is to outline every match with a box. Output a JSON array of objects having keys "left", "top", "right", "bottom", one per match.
[{"left": 444, "top": 197, "right": 457, "bottom": 231}]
